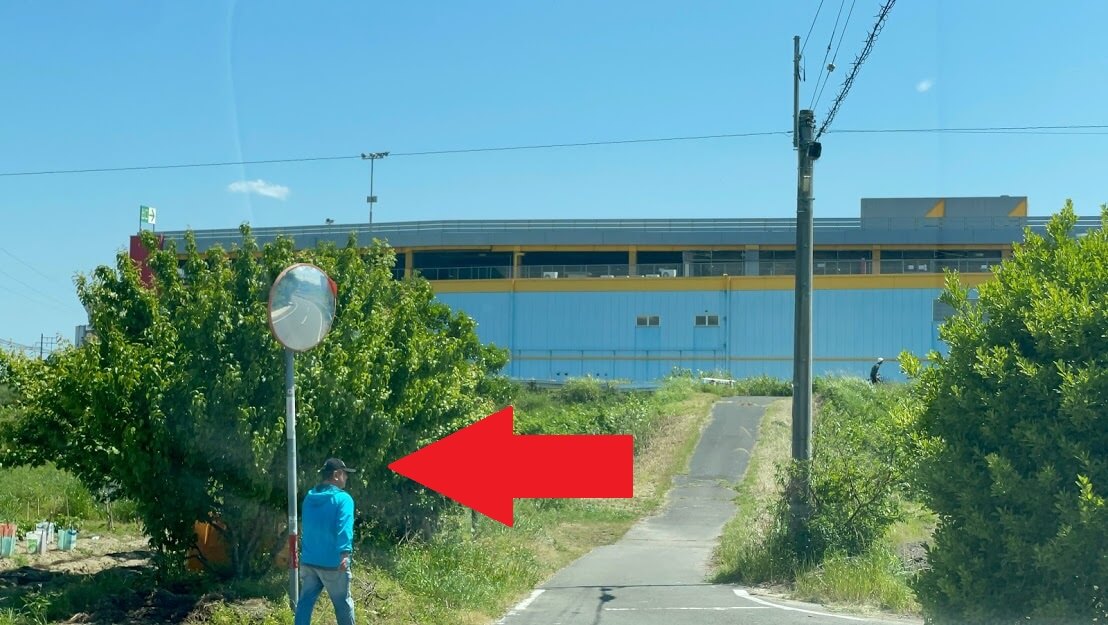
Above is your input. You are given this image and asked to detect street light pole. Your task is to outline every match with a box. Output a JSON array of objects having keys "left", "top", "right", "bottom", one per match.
[{"left": 361, "top": 152, "right": 389, "bottom": 229}]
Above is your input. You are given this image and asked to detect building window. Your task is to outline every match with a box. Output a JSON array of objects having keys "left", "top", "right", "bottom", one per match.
[
  {"left": 695, "top": 314, "right": 720, "bottom": 327},
  {"left": 636, "top": 315, "right": 660, "bottom": 327},
  {"left": 933, "top": 297, "right": 980, "bottom": 322},
  {"left": 883, "top": 250, "right": 1003, "bottom": 274}
]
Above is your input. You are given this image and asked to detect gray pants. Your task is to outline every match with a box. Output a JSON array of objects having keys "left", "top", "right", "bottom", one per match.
[{"left": 294, "top": 564, "right": 354, "bottom": 625}]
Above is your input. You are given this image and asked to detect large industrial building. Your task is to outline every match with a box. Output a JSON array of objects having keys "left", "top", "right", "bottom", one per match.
[{"left": 142, "top": 196, "right": 1098, "bottom": 385}]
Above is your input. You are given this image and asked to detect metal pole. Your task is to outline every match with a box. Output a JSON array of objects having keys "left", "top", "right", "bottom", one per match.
[
  {"left": 285, "top": 348, "right": 299, "bottom": 610},
  {"left": 369, "top": 157, "right": 375, "bottom": 229}
]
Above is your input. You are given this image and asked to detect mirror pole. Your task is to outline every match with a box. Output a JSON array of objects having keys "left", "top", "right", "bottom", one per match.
[{"left": 286, "top": 348, "right": 299, "bottom": 610}]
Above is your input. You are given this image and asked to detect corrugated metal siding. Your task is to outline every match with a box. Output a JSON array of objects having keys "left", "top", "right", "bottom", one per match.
[{"left": 437, "top": 288, "right": 945, "bottom": 384}]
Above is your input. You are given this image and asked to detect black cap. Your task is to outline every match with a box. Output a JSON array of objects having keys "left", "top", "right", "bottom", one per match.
[{"left": 320, "top": 458, "right": 357, "bottom": 477}]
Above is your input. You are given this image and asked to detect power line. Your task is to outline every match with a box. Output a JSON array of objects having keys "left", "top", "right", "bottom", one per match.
[
  {"left": 941, "top": 130, "right": 1108, "bottom": 135},
  {"left": 809, "top": 0, "right": 848, "bottom": 110},
  {"left": 813, "top": 0, "right": 858, "bottom": 111},
  {"left": 830, "top": 0, "right": 859, "bottom": 70},
  {"left": 0, "top": 124, "right": 1105, "bottom": 179},
  {"left": 830, "top": 124, "right": 1108, "bottom": 134},
  {"left": 0, "top": 265, "right": 73, "bottom": 310},
  {"left": 0, "top": 338, "right": 37, "bottom": 353},
  {"left": 800, "top": 0, "right": 828, "bottom": 57},
  {"left": 817, "top": 0, "right": 897, "bottom": 139},
  {"left": 388, "top": 131, "right": 788, "bottom": 157},
  {"left": 0, "top": 132, "right": 790, "bottom": 178},
  {"left": 0, "top": 155, "right": 360, "bottom": 178},
  {"left": 0, "top": 248, "right": 60, "bottom": 283}
]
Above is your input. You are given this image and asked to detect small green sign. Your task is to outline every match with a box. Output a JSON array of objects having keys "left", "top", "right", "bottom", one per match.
[{"left": 140, "top": 205, "right": 157, "bottom": 225}]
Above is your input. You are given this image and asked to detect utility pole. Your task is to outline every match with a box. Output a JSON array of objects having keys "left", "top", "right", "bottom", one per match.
[
  {"left": 793, "top": 36, "right": 800, "bottom": 150},
  {"left": 361, "top": 152, "right": 389, "bottom": 229},
  {"left": 791, "top": 35, "right": 821, "bottom": 535}
]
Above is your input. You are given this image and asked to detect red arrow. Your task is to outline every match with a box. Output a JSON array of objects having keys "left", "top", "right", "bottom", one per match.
[{"left": 388, "top": 406, "right": 634, "bottom": 526}]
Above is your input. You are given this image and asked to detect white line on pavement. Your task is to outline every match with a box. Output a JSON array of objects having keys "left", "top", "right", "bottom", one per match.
[
  {"left": 605, "top": 606, "right": 769, "bottom": 611},
  {"left": 495, "top": 589, "right": 545, "bottom": 624},
  {"left": 733, "top": 589, "right": 868, "bottom": 621},
  {"left": 514, "top": 590, "right": 545, "bottom": 612}
]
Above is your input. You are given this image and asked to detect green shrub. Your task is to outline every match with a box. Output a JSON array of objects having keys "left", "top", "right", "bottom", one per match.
[
  {"left": 663, "top": 370, "right": 793, "bottom": 398},
  {"left": 785, "top": 377, "right": 915, "bottom": 562},
  {"left": 733, "top": 375, "right": 792, "bottom": 397},
  {"left": 557, "top": 377, "right": 619, "bottom": 405},
  {"left": 1, "top": 228, "right": 508, "bottom": 579},
  {"left": 907, "top": 203, "right": 1108, "bottom": 624},
  {"left": 652, "top": 374, "right": 702, "bottom": 401}
]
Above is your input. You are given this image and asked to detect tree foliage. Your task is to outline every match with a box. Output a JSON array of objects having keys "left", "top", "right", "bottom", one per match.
[
  {"left": 905, "top": 202, "right": 1108, "bottom": 623},
  {"left": 1, "top": 227, "right": 508, "bottom": 578}
]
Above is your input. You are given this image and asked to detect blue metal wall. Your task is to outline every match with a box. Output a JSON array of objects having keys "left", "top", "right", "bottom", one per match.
[{"left": 438, "top": 288, "right": 944, "bottom": 384}]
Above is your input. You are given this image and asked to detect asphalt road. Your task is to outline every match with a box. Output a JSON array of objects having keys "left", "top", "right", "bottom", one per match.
[
  {"left": 494, "top": 397, "right": 914, "bottom": 625},
  {"left": 271, "top": 292, "right": 330, "bottom": 350}
]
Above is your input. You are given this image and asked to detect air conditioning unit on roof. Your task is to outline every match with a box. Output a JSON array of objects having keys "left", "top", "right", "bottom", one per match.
[
  {"left": 542, "top": 271, "right": 559, "bottom": 279},
  {"left": 659, "top": 269, "right": 678, "bottom": 277}
]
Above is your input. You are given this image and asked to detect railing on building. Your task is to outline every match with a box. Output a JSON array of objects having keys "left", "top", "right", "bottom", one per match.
[
  {"left": 687, "top": 261, "right": 746, "bottom": 277},
  {"left": 165, "top": 214, "right": 1106, "bottom": 247},
  {"left": 880, "top": 258, "right": 1002, "bottom": 274},
  {"left": 758, "top": 258, "right": 873, "bottom": 276},
  {"left": 413, "top": 266, "right": 512, "bottom": 280},
  {"left": 404, "top": 257, "right": 1008, "bottom": 281},
  {"left": 517, "top": 264, "right": 632, "bottom": 279}
]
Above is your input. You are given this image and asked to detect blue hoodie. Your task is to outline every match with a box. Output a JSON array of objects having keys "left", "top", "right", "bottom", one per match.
[{"left": 300, "top": 483, "right": 354, "bottom": 568}]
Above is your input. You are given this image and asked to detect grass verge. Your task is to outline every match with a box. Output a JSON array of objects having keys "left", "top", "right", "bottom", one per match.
[
  {"left": 0, "top": 378, "right": 724, "bottom": 625},
  {"left": 235, "top": 380, "right": 721, "bottom": 625},
  {"left": 712, "top": 389, "right": 929, "bottom": 617}
]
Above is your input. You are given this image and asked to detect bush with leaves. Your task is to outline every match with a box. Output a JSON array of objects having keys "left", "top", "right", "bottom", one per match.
[
  {"left": 783, "top": 377, "right": 916, "bottom": 563},
  {"left": 1, "top": 227, "right": 507, "bottom": 578},
  {"left": 734, "top": 375, "right": 793, "bottom": 397},
  {"left": 556, "top": 377, "right": 619, "bottom": 405},
  {"left": 904, "top": 202, "right": 1108, "bottom": 624}
]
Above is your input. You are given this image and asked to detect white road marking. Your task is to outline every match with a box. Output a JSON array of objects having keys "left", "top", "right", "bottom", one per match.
[
  {"left": 513, "top": 589, "right": 545, "bottom": 611},
  {"left": 495, "top": 589, "right": 545, "bottom": 624},
  {"left": 271, "top": 304, "right": 294, "bottom": 322},
  {"left": 605, "top": 606, "right": 769, "bottom": 611},
  {"left": 733, "top": 589, "right": 868, "bottom": 621}
]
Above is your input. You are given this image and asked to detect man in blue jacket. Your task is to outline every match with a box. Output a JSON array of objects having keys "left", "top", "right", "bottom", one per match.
[
  {"left": 870, "top": 357, "right": 885, "bottom": 384},
  {"left": 295, "top": 458, "right": 357, "bottom": 625}
]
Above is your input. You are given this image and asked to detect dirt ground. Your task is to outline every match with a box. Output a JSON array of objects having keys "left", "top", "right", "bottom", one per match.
[
  {"left": 0, "top": 531, "right": 205, "bottom": 625},
  {"left": 0, "top": 531, "right": 151, "bottom": 575}
]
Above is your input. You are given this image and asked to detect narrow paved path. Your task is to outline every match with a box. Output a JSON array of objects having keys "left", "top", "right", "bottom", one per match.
[{"left": 495, "top": 397, "right": 911, "bottom": 625}]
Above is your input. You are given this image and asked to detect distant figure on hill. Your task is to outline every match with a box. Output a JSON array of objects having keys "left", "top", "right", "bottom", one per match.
[{"left": 870, "top": 357, "right": 885, "bottom": 384}]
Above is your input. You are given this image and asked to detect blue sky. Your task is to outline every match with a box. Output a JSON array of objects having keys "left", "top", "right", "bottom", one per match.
[{"left": 2, "top": 1, "right": 1107, "bottom": 347}]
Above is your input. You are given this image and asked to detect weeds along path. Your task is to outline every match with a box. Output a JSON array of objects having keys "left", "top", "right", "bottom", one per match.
[{"left": 494, "top": 397, "right": 912, "bottom": 625}]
